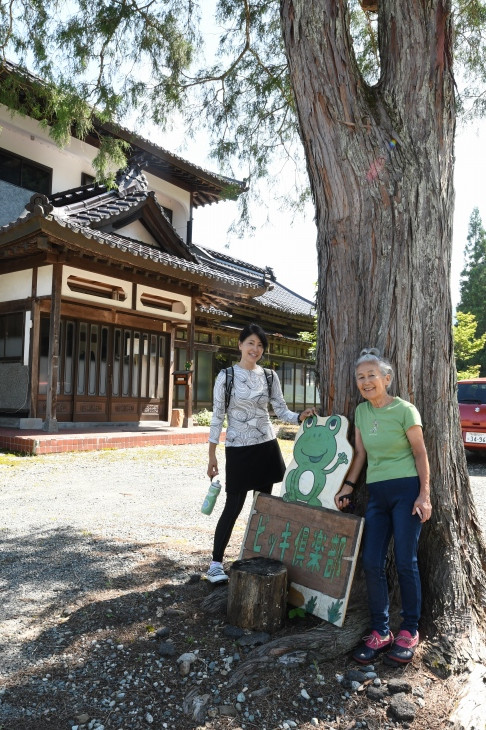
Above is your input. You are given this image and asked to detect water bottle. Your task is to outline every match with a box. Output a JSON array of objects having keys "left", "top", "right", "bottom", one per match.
[{"left": 201, "top": 479, "right": 222, "bottom": 515}]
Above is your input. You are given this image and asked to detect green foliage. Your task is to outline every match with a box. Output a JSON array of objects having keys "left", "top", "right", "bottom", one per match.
[
  {"left": 453, "top": 311, "right": 486, "bottom": 379},
  {"left": 193, "top": 408, "right": 213, "bottom": 426},
  {"left": 2, "top": 1, "right": 486, "bottom": 204},
  {"left": 457, "top": 208, "right": 486, "bottom": 374},
  {"left": 288, "top": 606, "right": 306, "bottom": 619}
]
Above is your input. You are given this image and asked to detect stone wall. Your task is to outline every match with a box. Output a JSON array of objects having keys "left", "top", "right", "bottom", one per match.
[
  {"left": 0, "top": 180, "right": 31, "bottom": 226},
  {"left": 0, "top": 363, "right": 30, "bottom": 413}
]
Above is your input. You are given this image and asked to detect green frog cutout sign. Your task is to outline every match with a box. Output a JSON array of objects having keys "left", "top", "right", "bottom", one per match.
[{"left": 280, "top": 414, "right": 353, "bottom": 509}]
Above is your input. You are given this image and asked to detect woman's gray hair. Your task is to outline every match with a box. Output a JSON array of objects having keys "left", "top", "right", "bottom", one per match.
[{"left": 355, "top": 348, "right": 394, "bottom": 383}]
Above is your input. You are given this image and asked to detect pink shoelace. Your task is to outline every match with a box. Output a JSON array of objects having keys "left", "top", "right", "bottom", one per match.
[{"left": 363, "top": 632, "right": 392, "bottom": 648}]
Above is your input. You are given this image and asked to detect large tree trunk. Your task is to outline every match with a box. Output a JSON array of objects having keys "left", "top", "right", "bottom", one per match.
[{"left": 280, "top": 0, "right": 486, "bottom": 679}]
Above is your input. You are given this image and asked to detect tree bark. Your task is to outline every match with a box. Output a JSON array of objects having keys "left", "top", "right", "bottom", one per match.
[{"left": 279, "top": 0, "right": 486, "bottom": 681}]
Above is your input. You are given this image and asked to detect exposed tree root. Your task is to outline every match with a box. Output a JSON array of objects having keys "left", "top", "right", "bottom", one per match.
[{"left": 448, "top": 663, "right": 486, "bottom": 730}]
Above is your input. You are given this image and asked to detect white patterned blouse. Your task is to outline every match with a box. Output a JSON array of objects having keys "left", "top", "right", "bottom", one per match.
[{"left": 209, "top": 364, "right": 299, "bottom": 447}]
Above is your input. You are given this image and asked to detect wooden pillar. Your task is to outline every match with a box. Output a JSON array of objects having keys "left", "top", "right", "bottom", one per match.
[
  {"left": 43, "top": 263, "right": 62, "bottom": 432},
  {"left": 29, "top": 266, "right": 40, "bottom": 418},
  {"left": 183, "top": 299, "right": 195, "bottom": 427},
  {"left": 30, "top": 298, "right": 40, "bottom": 418},
  {"left": 227, "top": 557, "right": 288, "bottom": 633}
]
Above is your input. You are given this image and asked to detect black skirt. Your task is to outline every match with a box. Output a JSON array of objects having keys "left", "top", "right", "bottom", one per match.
[{"left": 225, "top": 438, "right": 286, "bottom": 494}]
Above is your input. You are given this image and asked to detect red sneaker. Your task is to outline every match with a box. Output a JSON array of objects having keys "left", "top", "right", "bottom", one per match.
[
  {"left": 352, "top": 630, "right": 394, "bottom": 664},
  {"left": 384, "top": 630, "right": 419, "bottom": 665}
]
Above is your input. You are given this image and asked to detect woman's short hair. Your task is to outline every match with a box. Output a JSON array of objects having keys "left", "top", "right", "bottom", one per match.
[
  {"left": 355, "top": 347, "right": 394, "bottom": 382},
  {"left": 239, "top": 323, "right": 268, "bottom": 352}
]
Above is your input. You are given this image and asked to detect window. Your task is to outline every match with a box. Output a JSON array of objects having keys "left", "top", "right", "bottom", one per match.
[
  {"left": 81, "top": 173, "right": 95, "bottom": 186},
  {"left": 458, "top": 382, "right": 486, "bottom": 405},
  {"left": 0, "top": 312, "right": 23, "bottom": 361},
  {"left": 66, "top": 275, "right": 127, "bottom": 301},
  {"left": 0, "top": 148, "right": 52, "bottom": 195}
]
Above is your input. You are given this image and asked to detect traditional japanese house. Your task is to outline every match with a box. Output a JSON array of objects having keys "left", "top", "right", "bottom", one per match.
[{"left": 0, "top": 70, "right": 316, "bottom": 430}]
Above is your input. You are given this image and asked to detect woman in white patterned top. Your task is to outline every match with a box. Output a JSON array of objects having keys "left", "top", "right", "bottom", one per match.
[{"left": 205, "top": 323, "right": 316, "bottom": 583}]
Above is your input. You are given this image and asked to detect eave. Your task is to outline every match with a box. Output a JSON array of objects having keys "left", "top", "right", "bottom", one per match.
[{"left": 0, "top": 215, "right": 267, "bottom": 296}]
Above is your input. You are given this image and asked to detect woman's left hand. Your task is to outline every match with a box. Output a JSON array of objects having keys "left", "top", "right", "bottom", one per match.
[{"left": 413, "top": 497, "right": 432, "bottom": 523}]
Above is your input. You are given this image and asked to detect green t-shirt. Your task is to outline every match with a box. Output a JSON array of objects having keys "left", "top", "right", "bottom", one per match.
[{"left": 355, "top": 397, "right": 422, "bottom": 483}]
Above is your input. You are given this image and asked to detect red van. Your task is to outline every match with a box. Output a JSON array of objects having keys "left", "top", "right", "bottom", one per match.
[{"left": 457, "top": 378, "right": 486, "bottom": 453}]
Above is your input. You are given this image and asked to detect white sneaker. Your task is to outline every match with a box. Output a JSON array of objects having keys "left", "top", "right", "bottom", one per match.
[{"left": 206, "top": 564, "right": 228, "bottom": 583}]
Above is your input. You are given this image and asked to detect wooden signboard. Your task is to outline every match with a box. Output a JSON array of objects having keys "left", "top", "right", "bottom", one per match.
[
  {"left": 240, "top": 493, "right": 364, "bottom": 627},
  {"left": 280, "top": 414, "right": 354, "bottom": 509}
]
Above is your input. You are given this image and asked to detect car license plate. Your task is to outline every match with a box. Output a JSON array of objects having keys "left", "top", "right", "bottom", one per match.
[{"left": 465, "top": 432, "right": 486, "bottom": 444}]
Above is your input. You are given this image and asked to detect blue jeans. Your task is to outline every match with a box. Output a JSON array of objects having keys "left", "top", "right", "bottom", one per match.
[{"left": 362, "top": 477, "right": 422, "bottom": 635}]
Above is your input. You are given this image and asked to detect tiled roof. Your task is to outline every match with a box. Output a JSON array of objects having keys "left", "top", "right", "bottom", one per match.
[
  {"left": 193, "top": 243, "right": 314, "bottom": 318},
  {"left": 51, "top": 218, "right": 265, "bottom": 289},
  {"left": 50, "top": 167, "right": 152, "bottom": 226},
  {"left": 0, "top": 169, "right": 314, "bottom": 316},
  {"left": 255, "top": 281, "right": 315, "bottom": 317}
]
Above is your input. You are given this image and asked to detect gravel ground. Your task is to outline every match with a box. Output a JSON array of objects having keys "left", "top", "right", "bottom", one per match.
[{"left": 0, "top": 442, "right": 485, "bottom": 730}]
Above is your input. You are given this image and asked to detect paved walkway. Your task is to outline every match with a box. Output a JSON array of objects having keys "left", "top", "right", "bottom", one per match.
[{"left": 0, "top": 422, "right": 214, "bottom": 455}]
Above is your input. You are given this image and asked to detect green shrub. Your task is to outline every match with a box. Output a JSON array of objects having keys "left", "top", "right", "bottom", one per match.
[{"left": 193, "top": 408, "right": 213, "bottom": 426}]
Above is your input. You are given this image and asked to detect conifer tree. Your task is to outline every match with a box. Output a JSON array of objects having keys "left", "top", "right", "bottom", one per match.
[{"left": 458, "top": 208, "right": 486, "bottom": 374}]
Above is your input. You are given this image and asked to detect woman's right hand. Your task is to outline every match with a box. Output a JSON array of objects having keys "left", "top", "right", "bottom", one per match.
[
  {"left": 207, "top": 456, "right": 219, "bottom": 479},
  {"left": 334, "top": 485, "right": 354, "bottom": 510}
]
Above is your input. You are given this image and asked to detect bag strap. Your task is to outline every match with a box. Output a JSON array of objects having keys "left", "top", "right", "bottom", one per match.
[
  {"left": 263, "top": 367, "right": 274, "bottom": 400},
  {"left": 224, "top": 366, "right": 234, "bottom": 411}
]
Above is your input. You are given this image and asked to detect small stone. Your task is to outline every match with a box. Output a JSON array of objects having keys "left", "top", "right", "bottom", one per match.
[
  {"left": 157, "top": 642, "right": 176, "bottom": 657},
  {"left": 388, "top": 693, "right": 417, "bottom": 722},
  {"left": 345, "top": 669, "right": 367, "bottom": 683},
  {"left": 179, "top": 660, "right": 191, "bottom": 676},
  {"left": 367, "top": 685, "right": 388, "bottom": 701},
  {"left": 300, "top": 688, "right": 310, "bottom": 700},
  {"left": 145, "top": 712, "right": 154, "bottom": 724},
  {"left": 177, "top": 652, "right": 197, "bottom": 664},
  {"left": 236, "top": 692, "right": 246, "bottom": 702},
  {"left": 388, "top": 678, "right": 413, "bottom": 694},
  {"left": 237, "top": 631, "right": 270, "bottom": 647},
  {"left": 156, "top": 626, "right": 170, "bottom": 638},
  {"left": 224, "top": 625, "right": 245, "bottom": 639},
  {"left": 165, "top": 607, "right": 187, "bottom": 617},
  {"left": 250, "top": 687, "right": 271, "bottom": 698},
  {"left": 311, "top": 719, "right": 319, "bottom": 727},
  {"left": 76, "top": 714, "right": 90, "bottom": 724},
  {"left": 219, "top": 704, "right": 238, "bottom": 717}
]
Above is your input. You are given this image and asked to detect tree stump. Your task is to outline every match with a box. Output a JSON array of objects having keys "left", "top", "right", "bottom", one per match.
[{"left": 227, "top": 557, "right": 288, "bottom": 633}]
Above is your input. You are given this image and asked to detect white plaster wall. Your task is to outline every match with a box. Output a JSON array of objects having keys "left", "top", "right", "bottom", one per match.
[
  {"left": 0, "top": 106, "right": 97, "bottom": 192},
  {"left": 119, "top": 220, "right": 159, "bottom": 247},
  {"left": 136, "top": 283, "right": 191, "bottom": 323},
  {"left": 0, "top": 270, "right": 32, "bottom": 301},
  {"left": 145, "top": 171, "right": 190, "bottom": 242},
  {"left": 62, "top": 266, "right": 132, "bottom": 309},
  {"left": 37, "top": 266, "right": 53, "bottom": 297}
]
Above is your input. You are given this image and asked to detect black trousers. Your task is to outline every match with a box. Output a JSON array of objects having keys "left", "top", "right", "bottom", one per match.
[{"left": 212, "top": 484, "right": 272, "bottom": 562}]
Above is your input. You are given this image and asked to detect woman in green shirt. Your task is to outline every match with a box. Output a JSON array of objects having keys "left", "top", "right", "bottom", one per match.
[{"left": 335, "top": 348, "right": 431, "bottom": 665}]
